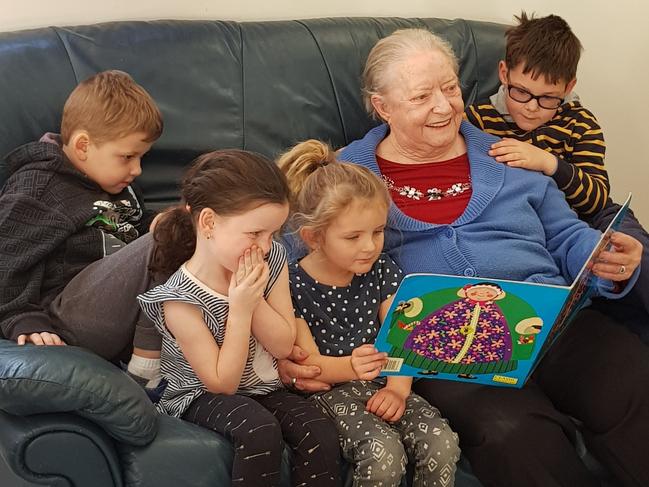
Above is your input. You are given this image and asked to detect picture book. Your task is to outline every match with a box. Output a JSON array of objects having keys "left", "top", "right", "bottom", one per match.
[{"left": 376, "top": 195, "right": 632, "bottom": 388}]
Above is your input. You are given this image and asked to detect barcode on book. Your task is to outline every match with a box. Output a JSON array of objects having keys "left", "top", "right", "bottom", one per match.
[{"left": 382, "top": 357, "right": 404, "bottom": 372}]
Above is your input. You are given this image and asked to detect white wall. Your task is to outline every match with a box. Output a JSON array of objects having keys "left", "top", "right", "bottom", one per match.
[{"left": 2, "top": 0, "right": 647, "bottom": 225}]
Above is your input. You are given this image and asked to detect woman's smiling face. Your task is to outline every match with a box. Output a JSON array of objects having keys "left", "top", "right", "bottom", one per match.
[{"left": 374, "top": 49, "right": 465, "bottom": 158}]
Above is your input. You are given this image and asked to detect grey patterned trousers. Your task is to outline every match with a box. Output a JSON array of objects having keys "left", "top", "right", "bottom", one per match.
[{"left": 313, "top": 380, "right": 460, "bottom": 487}]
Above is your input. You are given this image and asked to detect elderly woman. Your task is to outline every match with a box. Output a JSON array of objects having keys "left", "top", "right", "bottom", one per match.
[{"left": 280, "top": 29, "right": 649, "bottom": 487}]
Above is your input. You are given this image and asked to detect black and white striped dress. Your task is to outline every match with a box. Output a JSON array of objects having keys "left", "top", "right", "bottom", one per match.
[{"left": 138, "top": 241, "right": 287, "bottom": 417}]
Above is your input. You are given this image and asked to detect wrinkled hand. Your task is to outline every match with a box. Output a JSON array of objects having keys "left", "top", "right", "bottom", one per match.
[
  {"left": 592, "top": 231, "right": 642, "bottom": 282},
  {"left": 17, "top": 332, "right": 66, "bottom": 346},
  {"left": 229, "top": 247, "right": 269, "bottom": 313},
  {"left": 277, "top": 345, "right": 330, "bottom": 392},
  {"left": 367, "top": 387, "right": 407, "bottom": 422},
  {"left": 351, "top": 344, "right": 387, "bottom": 381},
  {"left": 489, "top": 138, "right": 558, "bottom": 176}
]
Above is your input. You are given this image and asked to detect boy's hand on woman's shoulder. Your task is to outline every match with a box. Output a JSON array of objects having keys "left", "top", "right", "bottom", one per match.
[
  {"left": 17, "top": 332, "right": 66, "bottom": 346},
  {"left": 489, "top": 138, "right": 558, "bottom": 176}
]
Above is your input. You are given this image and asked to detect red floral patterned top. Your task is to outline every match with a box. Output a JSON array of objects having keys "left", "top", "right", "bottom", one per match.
[{"left": 377, "top": 153, "right": 472, "bottom": 224}]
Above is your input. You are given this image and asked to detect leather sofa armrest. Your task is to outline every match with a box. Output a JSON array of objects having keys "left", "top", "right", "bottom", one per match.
[
  {"left": 0, "top": 411, "right": 123, "bottom": 487},
  {"left": 0, "top": 339, "right": 157, "bottom": 445}
]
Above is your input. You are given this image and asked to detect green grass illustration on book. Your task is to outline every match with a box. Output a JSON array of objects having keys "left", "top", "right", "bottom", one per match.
[{"left": 376, "top": 194, "right": 632, "bottom": 388}]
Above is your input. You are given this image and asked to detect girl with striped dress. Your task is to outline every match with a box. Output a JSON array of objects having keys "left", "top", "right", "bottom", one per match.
[{"left": 138, "top": 150, "right": 340, "bottom": 487}]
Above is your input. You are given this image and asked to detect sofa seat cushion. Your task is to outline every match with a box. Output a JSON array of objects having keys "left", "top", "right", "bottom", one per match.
[{"left": 118, "top": 414, "right": 293, "bottom": 486}]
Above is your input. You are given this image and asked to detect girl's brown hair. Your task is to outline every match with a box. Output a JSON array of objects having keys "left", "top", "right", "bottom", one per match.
[
  {"left": 277, "top": 139, "right": 390, "bottom": 242},
  {"left": 151, "top": 149, "right": 290, "bottom": 276}
]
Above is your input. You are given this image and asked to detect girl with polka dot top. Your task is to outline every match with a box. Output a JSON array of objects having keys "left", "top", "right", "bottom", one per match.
[{"left": 278, "top": 140, "right": 460, "bottom": 487}]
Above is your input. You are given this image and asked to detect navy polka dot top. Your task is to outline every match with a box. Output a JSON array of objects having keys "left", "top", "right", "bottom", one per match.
[{"left": 288, "top": 254, "right": 403, "bottom": 356}]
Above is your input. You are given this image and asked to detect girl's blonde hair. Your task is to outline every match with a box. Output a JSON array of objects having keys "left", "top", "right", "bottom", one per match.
[{"left": 277, "top": 139, "right": 391, "bottom": 240}]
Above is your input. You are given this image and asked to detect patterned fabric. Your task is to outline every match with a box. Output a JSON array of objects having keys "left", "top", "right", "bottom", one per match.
[
  {"left": 377, "top": 153, "right": 472, "bottom": 224},
  {"left": 184, "top": 389, "right": 341, "bottom": 487},
  {"left": 138, "top": 240, "right": 287, "bottom": 418},
  {"left": 85, "top": 186, "right": 145, "bottom": 244},
  {"left": 289, "top": 254, "right": 403, "bottom": 356},
  {"left": 404, "top": 298, "right": 512, "bottom": 369},
  {"left": 313, "top": 381, "right": 460, "bottom": 487},
  {"left": 0, "top": 139, "right": 151, "bottom": 340},
  {"left": 290, "top": 256, "right": 460, "bottom": 485},
  {"left": 465, "top": 86, "right": 609, "bottom": 216},
  {"left": 387, "top": 286, "right": 540, "bottom": 376}
]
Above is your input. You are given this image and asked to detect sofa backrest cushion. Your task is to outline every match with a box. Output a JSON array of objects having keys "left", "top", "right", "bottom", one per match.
[{"left": 0, "top": 17, "right": 506, "bottom": 209}]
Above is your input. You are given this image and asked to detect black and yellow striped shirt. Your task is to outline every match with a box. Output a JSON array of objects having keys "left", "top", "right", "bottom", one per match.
[{"left": 465, "top": 98, "right": 609, "bottom": 217}]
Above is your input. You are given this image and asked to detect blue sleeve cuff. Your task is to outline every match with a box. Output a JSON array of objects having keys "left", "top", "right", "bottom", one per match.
[{"left": 596, "top": 263, "right": 641, "bottom": 299}]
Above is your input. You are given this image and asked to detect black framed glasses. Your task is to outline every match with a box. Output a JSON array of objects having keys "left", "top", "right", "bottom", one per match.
[{"left": 506, "top": 85, "right": 564, "bottom": 110}]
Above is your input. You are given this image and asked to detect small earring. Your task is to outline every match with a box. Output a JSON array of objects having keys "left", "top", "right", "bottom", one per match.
[{"left": 205, "top": 233, "right": 212, "bottom": 240}]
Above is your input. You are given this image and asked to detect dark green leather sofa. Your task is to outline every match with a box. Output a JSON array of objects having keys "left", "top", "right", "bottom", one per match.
[{"left": 0, "top": 16, "right": 593, "bottom": 487}]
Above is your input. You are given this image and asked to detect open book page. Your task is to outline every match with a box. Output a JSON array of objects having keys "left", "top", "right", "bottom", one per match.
[
  {"left": 534, "top": 194, "right": 632, "bottom": 363},
  {"left": 377, "top": 274, "right": 569, "bottom": 388},
  {"left": 376, "top": 194, "right": 632, "bottom": 388}
]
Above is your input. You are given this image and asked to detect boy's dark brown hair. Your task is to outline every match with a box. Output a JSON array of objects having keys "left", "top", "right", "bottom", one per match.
[
  {"left": 60, "top": 70, "right": 163, "bottom": 145},
  {"left": 505, "top": 12, "right": 582, "bottom": 84}
]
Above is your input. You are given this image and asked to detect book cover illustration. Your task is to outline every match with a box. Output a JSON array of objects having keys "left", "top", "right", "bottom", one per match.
[{"left": 377, "top": 195, "right": 631, "bottom": 388}]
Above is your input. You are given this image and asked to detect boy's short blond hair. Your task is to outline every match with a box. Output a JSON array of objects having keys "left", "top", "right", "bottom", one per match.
[{"left": 60, "top": 70, "right": 163, "bottom": 145}]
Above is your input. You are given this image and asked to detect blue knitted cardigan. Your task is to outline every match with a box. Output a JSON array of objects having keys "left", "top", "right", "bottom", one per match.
[{"left": 339, "top": 121, "right": 634, "bottom": 297}]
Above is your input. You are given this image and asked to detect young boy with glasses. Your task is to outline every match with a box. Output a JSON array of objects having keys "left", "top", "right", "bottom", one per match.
[{"left": 466, "top": 12, "right": 649, "bottom": 340}]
